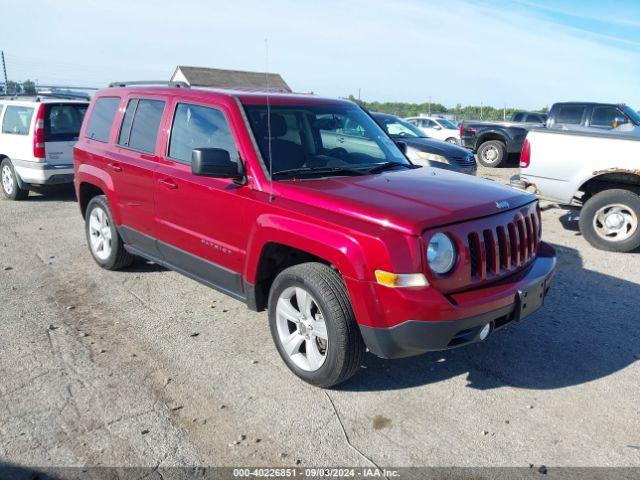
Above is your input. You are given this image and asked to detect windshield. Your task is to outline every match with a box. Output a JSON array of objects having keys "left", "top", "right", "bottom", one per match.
[
  {"left": 435, "top": 119, "right": 457, "bottom": 129},
  {"left": 243, "top": 103, "right": 411, "bottom": 178},
  {"left": 623, "top": 106, "right": 640, "bottom": 125},
  {"left": 374, "top": 115, "right": 427, "bottom": 138}
]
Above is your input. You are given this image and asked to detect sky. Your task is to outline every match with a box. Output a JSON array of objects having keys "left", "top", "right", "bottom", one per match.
[{"left": 1, "top": 0, "right": 639, "bottom": 109}]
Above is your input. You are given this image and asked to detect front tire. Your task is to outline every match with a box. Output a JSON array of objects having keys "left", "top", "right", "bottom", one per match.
[
  {"left": 268, "top": 262, "right": 365, "bottom": 388},
  {"left": 85, "top": 195, "right": 135, "bottom": 270},
  {"left": 1, "top": 159, "right": 29, "bottom": 200},
  {"left": 477, "top": 140, "right": 506, "bottom": 167},
  {"left": 579, "top": 189, "right": 640, "bottom": 252},
  {"left": 445, "top": 137, "right": 458, "bottom": 144}
]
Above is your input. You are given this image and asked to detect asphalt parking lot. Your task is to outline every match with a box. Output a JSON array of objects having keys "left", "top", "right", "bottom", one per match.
[{"left": 0, "top": 166, "right": 639, "bottom": 469}]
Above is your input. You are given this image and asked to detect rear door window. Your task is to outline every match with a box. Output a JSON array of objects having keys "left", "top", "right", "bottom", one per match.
[
  {"left": 45, "top": 104, "right": 88, "bottom": 142},
  {"left": 168, "top": 103, "right": 239, "bottom": 164},
  {"left": 555, "top": 106, "right": 586, "bottom": 125},
  {"left": 513, "top": 113, "right": 524, "bottom": 122},
  {"left": 118, "top": 99, "right": 165, "bottom": 154},
  {"left": 86, "top": 97, "right": 121, "bottom": 142},
  {"left": 2, "top": 105, "right": 34, "bottom": 135}
]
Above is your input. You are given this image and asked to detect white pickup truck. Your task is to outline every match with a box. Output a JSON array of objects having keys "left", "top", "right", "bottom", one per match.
[{"left": 511, "top": 128, "right": 640, "bottom": 252}]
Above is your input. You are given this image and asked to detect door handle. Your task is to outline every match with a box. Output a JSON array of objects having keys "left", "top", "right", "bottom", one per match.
[
  {"left": 337, "top": 137, "right": 345, "bottom": 143},
  {"left": 158, "top": 178, "right": 178, "bottom": 190},
  {"left": 107, "top": 162, "right": 123, "bottom": 173}
]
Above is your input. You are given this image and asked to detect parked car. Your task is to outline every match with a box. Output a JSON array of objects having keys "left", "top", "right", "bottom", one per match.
[
  {"left": 461, "top": 102, "right": 640, "bottom": 168},
  {"left": 405, "top": 116, "right": 460, "bottom": 144},
  {"left": 371, "top": 112, "right": 476, "bottom": 175},
  {"left": 512, "top": 128, "right": 640, "bottom": 252},
  {"left": 0, "top": 95, "right": 88, "bottom": 200},
  {"left": 74, "top": 82, "right": 556, "bottom": 387}
]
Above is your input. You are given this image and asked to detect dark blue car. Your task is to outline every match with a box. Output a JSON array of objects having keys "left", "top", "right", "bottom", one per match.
[{"left": 372, "top": 112, "right": 477, "bottom": 175}]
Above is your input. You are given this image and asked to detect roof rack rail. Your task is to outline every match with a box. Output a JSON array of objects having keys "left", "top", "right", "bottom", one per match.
[
  {"left": 108, "top": 80, "right": 190, "bottom": 88},
  {"left": 0, "top": 92, "right": 90, "bottom": 101}
]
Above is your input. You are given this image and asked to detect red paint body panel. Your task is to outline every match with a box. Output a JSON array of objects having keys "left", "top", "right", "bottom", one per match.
[{"left": 74, "top": 86, "right": 556, "bottom": 335}]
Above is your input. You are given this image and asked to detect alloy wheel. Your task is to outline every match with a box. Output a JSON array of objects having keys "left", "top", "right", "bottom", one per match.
[
  {"left": 275, "top": 286, "right": 328, "bottom": 372},
  {"left": 593, "top": 203, "right": 638, "bottom": 242},
  {"left": 483, "top": 145, "right": 498, "bottom": 163},
  {"left": 2, "top": 165, "right": 14, "bottom": 195},
  {"left": 88, "top": 207, "right": 113, "bottom": 260}
]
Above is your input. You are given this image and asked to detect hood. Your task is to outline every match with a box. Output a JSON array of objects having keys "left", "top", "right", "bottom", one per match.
[
  {"left": 400, "top": 137, "right": 471, "bottom": 158},
  {"left": 277, "top": 167, "right": 536, "bottom": 235}
]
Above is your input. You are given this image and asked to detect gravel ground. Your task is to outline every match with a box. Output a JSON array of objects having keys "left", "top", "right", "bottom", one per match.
[{"left": 0, "top": 168, "right": 639, "bottom": 470}]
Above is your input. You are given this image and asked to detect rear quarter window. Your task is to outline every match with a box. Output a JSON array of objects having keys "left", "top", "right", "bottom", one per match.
[
  {"left": 45, "top": 104, "right": 88, "bottom": 142},
  {"left": 2, "top": 105, "right": 34, "bottom": 135},
  {"left": 86, "top": 97, "right": 121, "bottom": 142}
]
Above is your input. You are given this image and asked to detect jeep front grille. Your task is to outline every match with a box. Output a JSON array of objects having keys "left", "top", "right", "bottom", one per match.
[{"left": 468, "top": 211, "right": 539, "bottom": 280}]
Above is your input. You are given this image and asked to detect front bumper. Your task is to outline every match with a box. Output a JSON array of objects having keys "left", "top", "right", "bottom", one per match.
[{"left": 358, "top": 243, "right": 556, "bottom": 359}]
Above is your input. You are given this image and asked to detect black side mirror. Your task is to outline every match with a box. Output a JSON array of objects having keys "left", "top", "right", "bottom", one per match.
[
  {"left": 192, "top": 148, "right": 244, "bottom": 182},
  {"left": 395, "top": 141, "right": 407, "bottom": 154}
]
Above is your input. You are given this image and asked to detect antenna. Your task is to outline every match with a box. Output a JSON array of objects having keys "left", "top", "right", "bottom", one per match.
[{"left": 265, "top": 38, "right": 274, "bottom": 202}]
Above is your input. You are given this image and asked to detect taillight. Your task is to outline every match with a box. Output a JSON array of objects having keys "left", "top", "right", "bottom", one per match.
[
  {"left": 33, "top": 104, "right": 46, "bottom": 159},
  {"left": 459, "top": 124, "right": 463, "bottom": 137},
  {"left": 520, "top": 138, "right": 531, "bottom": 168}
]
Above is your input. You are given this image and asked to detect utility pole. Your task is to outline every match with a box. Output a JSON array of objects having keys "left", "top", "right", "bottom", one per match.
[
  {"left": 1, "top": 51, "right": 8, "bottom": 94},
  {"left": 504, "top": 104, "right": 506, "bottom": 121},
  {"left": 428, "top": 96, "right": 431, "bottom": 115},
  {"left": 480, "top": 102, "right": 483, "bottom": 120},
  {"left": 358, "top": 88, "right": 361, "bottom": 102}
]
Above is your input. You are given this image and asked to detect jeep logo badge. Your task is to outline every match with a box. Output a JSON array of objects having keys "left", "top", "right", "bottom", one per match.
[{"left": 496, "top": 201, "right": 510, "bottom": 209}]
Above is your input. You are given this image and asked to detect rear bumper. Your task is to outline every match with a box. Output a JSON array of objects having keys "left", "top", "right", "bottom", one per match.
[
  {"left": 510, "top": 174, "right": 537, "bottom": 194},
  {"left": 358, "top": 243, "right": 556, "bottom": 359},
  {"left": 12, "top": 160, "right": 74, "bottom": 185},
  {"left": 460, "top": 136, "right": 476, "bottom": 151}
]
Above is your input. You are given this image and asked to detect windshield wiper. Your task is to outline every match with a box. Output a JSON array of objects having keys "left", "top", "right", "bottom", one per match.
[
  {"left": 273, "top": 166, "right": 367, "bottom": 177},
  {"left": 365, "top": 162, "right": 416, "bottom": 174}
]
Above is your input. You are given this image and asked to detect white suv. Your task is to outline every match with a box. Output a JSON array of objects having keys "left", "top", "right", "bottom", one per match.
[
  {"left": 405, "top": 116, "right": 460, "bottom": 144},
  {"left": 0, "top": 96, "right": 88, "bottom": 200}
]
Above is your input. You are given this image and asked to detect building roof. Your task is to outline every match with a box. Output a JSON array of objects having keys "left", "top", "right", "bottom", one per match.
[{"left": 171, "top": 66, "right": 291, "bottom": 92}]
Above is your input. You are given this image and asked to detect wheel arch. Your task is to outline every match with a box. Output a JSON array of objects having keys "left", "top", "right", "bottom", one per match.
[
  {"left": 75, "top": 165, "right": 120, "bottom": 222},
  {"left": 244, "top": 216, "right": 369, "bottom": 312},
  {"left": 475, "top": 131, "right": 508, "bottom": 150},
  {"left": 578, "top": 170, "right": 640, "bottom": 199}
]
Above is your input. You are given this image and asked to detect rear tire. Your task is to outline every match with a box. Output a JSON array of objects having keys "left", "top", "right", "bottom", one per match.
[
  {"left": 579, "top": 189, "right": 640, "bottom": 252},
  {"left": 268, "top": 262, "right": 365, "bottom": 388},
  {"left": 477, "top": 140, "right": 506, "bottom": 167},
  {"left": 445, "top": 137, "right": 458, "bottom": 144},
  {"left": 85, "top": 195, "right": 135, "bottom": 270},
  {"left": 1, "top": 159, "right": 29, "bottom": 200}
]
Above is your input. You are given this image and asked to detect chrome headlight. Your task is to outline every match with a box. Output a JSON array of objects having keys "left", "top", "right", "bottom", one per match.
[{"left": 427, "top": 232, "right": 457, "bottom": 274}]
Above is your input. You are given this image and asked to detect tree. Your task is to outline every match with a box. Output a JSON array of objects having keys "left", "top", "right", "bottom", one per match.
[
  {"left": 348, "top": 94, "right": 545, "bottom": 121},
  {"left": 22, "top": 80, "right": 36, "bottom": 95},
  {"left": 5, "top": 80, "right": 21, "bottom": 94}
]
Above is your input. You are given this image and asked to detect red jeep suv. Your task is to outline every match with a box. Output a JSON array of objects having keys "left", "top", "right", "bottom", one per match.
[{"left": 74, "top": 82, "right": 556, "bottom": 387}]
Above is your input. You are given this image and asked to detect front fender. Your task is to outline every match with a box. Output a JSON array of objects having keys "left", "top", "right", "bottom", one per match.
[{"left": 244, "top": 214, "right": 369, "bottom": 283}]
